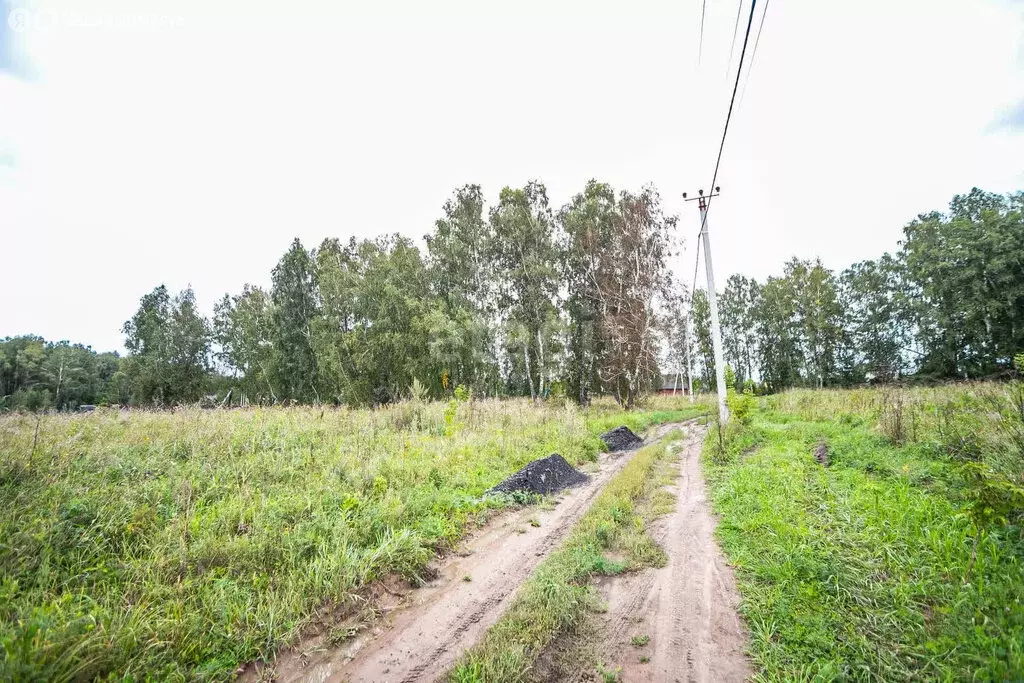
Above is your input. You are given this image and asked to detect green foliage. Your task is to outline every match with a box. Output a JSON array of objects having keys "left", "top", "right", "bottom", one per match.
[
  {"left": 840, "top": 253, "right": 913, "bottom": 382},
  {"left": 720, "top": 275, "right": 759, "bottom": 388},
  {"left": 630, "top": 634, "right": 650, "bottom": 647},
  {"left": 697, "top": 189, "right": 1023, "bottom": 391},
  {"left": 560, "top": 181, "right": 675, "bottom": 408},
  {"left": 0, "top": 399, "right": 687, "bottom": 680},
  {"left": 449, "top": 436, "right": 681, "bottom": 682},
  {"left": 15, "top": 186, "right": 1024, "bottom": 410},
  {"left": 0, "top": 336, "right": 123, "bottom": 411},
  {"left": 902, "top": 189, "right": 1024, "bottom": 378},
  {"left": 705, "top": 385, "right": 1024, "bottom": 681},
  {"left": 726, "top": 386, "right": 755, "bottom": 424},
  {"left": 489, "top": 181, "right": 561, "bottom": 400},
  {"left": 690, "top": 289, "right": 714, "bottom": 389},
  {"left": 213, "top": 285, "right": 275, "bottom": 402},
  {"left": 724, "top": 364, "right": 736, "bottom": 390},
  {"left": 1015, "top": 353, "right": 1024, "bottom": 374},
  {"left": 961, "top": 462, "right": 1024, "bottom": 530},
  {"left": 271, "top": 239, "right": 320, "bottom": 402},
  {"left": 424, "top": 185, "right": 500, "bottom": 396},
  {"left": 409, "top": 377, "right": 429, "bottom": 402},
  {"left": 122, "top": 285, "right": 211, "bottom": 405}
]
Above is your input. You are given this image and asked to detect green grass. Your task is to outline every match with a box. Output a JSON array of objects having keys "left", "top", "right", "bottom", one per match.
[
  {"left": 448, "top": 429, "right": 686, "bottom": 683},
  {"left": 0, "top": 397, "right": 702, "bottom": 681},
  {"left": 704, "top": 385, "right": 1024, "bottom": 681}
]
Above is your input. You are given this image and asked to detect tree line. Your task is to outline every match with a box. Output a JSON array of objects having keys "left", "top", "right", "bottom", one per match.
[
  {"left": 2, "top": 185, "right": 1021, "bottom": 411},
  {"left": 689, "top": 188, "right": 1024, "bottom": 392}
]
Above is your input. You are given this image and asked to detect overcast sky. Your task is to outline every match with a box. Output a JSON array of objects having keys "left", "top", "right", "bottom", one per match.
[{"left": 2, "top": 0, "right": 1023, "bottom": 353}]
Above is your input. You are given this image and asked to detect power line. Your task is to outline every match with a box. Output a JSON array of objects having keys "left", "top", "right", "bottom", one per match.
[
  {"left": 697, "top": 0, "right": 759, "bottom": 239},
  {"left": 698, "top": 0, "right": 707, "bottom": 64},
  {"left": 738, "top": 0, "right": 771, "bottom": 109},
  {"left": 726, "top": 0, "right": 744, "bottom": 79},
  {"left": 690, "top": 234, "right": 702, "bottom": 298}
]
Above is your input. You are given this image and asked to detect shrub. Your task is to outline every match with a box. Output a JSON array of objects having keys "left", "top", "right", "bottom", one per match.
[{"left": 727, "top": 388, "right": 755, "bottom": 425}]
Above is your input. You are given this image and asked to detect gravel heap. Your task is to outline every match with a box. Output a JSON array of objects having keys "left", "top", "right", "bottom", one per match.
[
  {"left": 599, "top": 425, "right": 644, "bottom": 452},
  {"left": 487, "top": 453, "right": 589, "bottom": 496}
]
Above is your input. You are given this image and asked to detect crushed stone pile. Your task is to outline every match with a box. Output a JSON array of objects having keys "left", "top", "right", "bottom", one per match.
[
  {"left": 599, "top": 425, "right": 644, "bottom": 452},
  {"left": 487, "top": 453, "right": 589, "bottom": 496}
]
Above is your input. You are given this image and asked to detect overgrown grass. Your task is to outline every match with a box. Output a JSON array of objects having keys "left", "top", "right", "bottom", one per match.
[
  {"left": 705, "top": 384, "right": 1024, "bottom": 681},
  {"left": 0, "top": 397, "right": 701, "bottom": 681},
  {"left": 448, "top": 429, "right": 686, "bottom": 683}
]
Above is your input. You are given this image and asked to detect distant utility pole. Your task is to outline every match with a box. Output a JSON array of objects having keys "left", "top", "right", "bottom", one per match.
[
  {"left": 684, "top": 321, "right": 695, "bottom": 404},
  {"left": 684, "top": 187, "right": 729, "bottom": 424}
]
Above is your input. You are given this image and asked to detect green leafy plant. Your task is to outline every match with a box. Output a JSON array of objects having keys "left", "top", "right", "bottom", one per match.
[
  {"left": 726, "top": 387, "right": 755, "bottom": 424},
  {"left": 960, "top": 461, "right": 1024, "bottom": 582}
]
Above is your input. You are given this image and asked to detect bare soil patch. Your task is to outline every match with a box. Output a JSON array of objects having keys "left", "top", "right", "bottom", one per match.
[
  {"left": 257, "top": 422, "right": 685, "bottom": 683},
  {"left": 585, "top": 426, "right": 750, "bottom": 683},
  {"left": 813, "top": 441, "right": 831, "bottom": 467}
]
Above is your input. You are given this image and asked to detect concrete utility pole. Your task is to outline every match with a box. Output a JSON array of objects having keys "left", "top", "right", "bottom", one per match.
[
  {"left": 684, "top": 322, "right": 695, "bottom": 404},
  {"left": 684, "top": 188, "right": 729, "bottom": 424}
]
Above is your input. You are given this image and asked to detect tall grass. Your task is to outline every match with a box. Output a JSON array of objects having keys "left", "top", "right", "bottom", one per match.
[
  {"left": 448, "top": 431, "right": 685, "bottom": 683},
  {"left": 706, "top": 384, "right": 1024, "bottom": 681},
  {"left": 0, "top": 397, "right": 703, "bottom": 680}
]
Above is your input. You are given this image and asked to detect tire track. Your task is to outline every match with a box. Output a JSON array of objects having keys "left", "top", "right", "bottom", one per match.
[
  {"left": 593, "top": 426, "right": 751, "bottom": 683},
  {"left": 267, "top": 422, "right": 688, "bottom": 683}
]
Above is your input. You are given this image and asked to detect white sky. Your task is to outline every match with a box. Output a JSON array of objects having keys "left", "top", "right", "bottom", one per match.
[{"left": 2, "top": 0, "right": 1023, "bottom": 353}]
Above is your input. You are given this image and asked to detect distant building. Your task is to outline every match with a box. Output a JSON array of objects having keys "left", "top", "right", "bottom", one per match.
[{"left": 658, "top": 373, "right": 688, "bottom": 395}]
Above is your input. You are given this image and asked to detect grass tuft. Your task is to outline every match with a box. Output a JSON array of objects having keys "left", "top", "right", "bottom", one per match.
[
  {"left": 706, "top": 385, "right": 1024, "bottom": 681},
  {"left": 630, "top": 634, "right": 649, "bottom": 647},
  {"left": 448, "top": 433, "right": 684, "bottom": 682},
  {"left": 0, "top": 396, "right": 706, "bottom": 681}
]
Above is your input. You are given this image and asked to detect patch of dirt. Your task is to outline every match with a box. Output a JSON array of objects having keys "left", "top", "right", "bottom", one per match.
[
  {"left": 260, "top": 423, "right": 689, "bottom": 683},
  {"left": 488, "top": 453, "right": 589, "bottom": 496},
  {"left": 599, "top": 426, "right": 644, "bottom": 452},
  {"left": 813, "top": 441, "right": 830, "bottom": 467},
  {"left": 585, "top": 426, "right": 751, "bottom": 683}
]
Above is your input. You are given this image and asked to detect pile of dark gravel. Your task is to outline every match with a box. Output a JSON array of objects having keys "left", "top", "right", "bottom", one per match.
[
  {"left": 487, "top": 453, "right": 589, "bottom": 496},
  {"left": 599, "top": 425, "right": 644, "bottom": 452}
]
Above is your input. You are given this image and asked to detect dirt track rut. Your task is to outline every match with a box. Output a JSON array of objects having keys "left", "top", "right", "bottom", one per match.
[
  {"left": 269, "top": 423, "right": 685, "bottom": 683},
  {"left": 591, "top": 425, "right": 750, "bottom": 683}
]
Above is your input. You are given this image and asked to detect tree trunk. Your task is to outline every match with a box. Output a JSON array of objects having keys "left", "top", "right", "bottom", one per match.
[
  {"left": 524, "top": 343, "right": 536, "bottom": 401},
  {"left": 536, "top": 328, "right": 545, "bottom": 399}
]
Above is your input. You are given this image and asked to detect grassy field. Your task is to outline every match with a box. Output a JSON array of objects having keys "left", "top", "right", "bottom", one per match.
[
  {"left": 0, "top": 395, "right": 706, "bottom": 681},
  {"left": 706, "top": 384, "right": 1024, "bottom": 681},
  {"left": 449, "top": 430, "right": 685, "bottom": 683}
]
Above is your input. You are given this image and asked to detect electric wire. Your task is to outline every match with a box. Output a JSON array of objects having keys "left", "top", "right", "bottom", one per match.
[
  {"left": 696, "top": 0, "right": 759, "bottom": 240},
  {"left": 741, "top": 0, "right": 770, "bottom": 109},
  {"left": 698, "top": 0, "right": 707, "bottom": 64},
  {"left": 726, "top": 0, "right": 744, "bottom": 79}
]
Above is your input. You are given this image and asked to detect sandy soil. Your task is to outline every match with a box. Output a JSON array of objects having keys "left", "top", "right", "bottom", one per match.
[
  {"left": 261, "top": 422, "right": 686, "bottom": 683},
  {"left": 590, "top": 425, "right": 751, "bottom": 683}
]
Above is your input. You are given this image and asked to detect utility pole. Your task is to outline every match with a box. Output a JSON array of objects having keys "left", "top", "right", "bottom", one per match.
[
  {"left": 684, "top": 318, "right": 695, "bottom": 404},
  {"left": 684, "top": 187, "right": 729, "bottom": 424}
]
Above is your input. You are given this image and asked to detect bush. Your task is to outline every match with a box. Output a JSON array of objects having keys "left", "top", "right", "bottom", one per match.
[{"left": 727, "top": 388, "right": 755, "bottom": 425}]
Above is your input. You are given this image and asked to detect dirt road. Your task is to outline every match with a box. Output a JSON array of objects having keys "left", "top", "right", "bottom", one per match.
[
  {"left": 591, "top": 425, "right": 750, "bottom": 683},
  {"left": 267, "top": 423, "right": 685, "bottom": 683}
]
